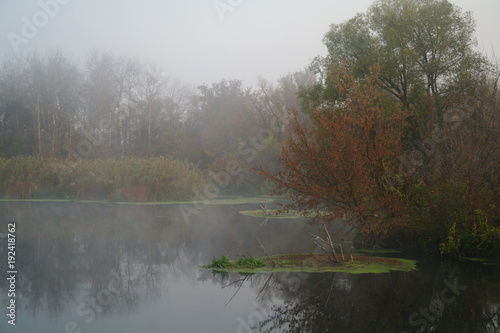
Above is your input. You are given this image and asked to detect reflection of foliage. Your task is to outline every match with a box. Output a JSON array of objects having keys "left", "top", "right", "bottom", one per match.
[
  {"left": 0, "top": 202, "right": 185, "bottom": 318},
  {"left": 215, "top": 266, "right": 500, "bottom": 333},
  {"left": 3, "top": 201, "right": 499, "bottom": 332},
  {"left": 211, "top": 270, "right": 229, "bottom": 280}
]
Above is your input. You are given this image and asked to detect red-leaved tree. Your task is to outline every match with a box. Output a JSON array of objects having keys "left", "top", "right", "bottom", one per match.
[{"left": 258, "top": 65, "right": 411, "bottom": 234}]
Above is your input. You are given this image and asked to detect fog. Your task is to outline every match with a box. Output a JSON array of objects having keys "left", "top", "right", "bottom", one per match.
[
  {"left": 1, "top": 0, "right": 499, "bottom": 87},
  {"left": 1, "top": 2, "right": 500, "bottom": 332}
]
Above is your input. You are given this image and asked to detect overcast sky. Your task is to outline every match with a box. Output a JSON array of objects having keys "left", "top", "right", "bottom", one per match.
[{"left": 0, "top": 0, "right": 499, "bottom": 87}]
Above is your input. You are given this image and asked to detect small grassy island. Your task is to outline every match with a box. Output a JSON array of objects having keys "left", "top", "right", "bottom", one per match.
[{"left": 203, "top": 253, "right": 417, "bottom": 274}]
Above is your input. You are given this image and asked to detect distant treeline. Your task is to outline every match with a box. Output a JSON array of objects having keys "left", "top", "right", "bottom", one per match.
[{"left": 0, "top": 51, "right": 315, "bottom": 192}]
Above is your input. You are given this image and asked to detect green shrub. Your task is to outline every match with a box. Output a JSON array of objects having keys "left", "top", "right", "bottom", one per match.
[
  {"left": 439, "top": 222, "right": 461, "bottom": 256},
  {"left": 406, "top": 179, "right": 499, "bottom": 258},
  {"left": 208, "top": 255, "right": 266, "bottom": 269},
  {"left": 235, "top": 257, "right": 266, "bottom": 268},
  {"left": 210, "top": 255, "right": 234, "bottom": 269}
]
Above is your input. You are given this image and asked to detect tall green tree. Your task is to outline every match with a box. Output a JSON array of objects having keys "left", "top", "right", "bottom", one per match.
[{"left": 317, "top": 0, "right": 488, "bottom": 107}]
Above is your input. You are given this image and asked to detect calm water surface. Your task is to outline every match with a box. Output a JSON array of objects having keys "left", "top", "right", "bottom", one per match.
[{"left": 0, "top": 201, "right": 499, "bottom": 333}]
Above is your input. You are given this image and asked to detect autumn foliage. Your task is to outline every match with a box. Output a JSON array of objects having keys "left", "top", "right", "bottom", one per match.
[{"left": 258, "top": 65, "right": 411, "bottom": 234}]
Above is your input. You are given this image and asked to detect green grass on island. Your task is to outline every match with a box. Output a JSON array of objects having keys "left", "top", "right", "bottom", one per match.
[{"left": 202, "top": 253, "right": 417, "bottom": 274}]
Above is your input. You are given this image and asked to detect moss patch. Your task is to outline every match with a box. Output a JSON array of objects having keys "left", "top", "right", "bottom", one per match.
[{"left": 202, "top": 253, "right": 417, "bottom": 274}]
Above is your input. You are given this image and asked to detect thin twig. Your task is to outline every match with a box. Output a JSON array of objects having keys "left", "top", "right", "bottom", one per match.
[
  {"left": 310, "top": 234, "right": 330, "bottom": 246},
  {"left": 255, "top": 273, "right": 274, "bottom": 301},
  {"left": 224, "top": 275, "right": 250, "bottom": 307},
  {"left": 324, "top": 273, "right": 336, "bottom": 310},
  {"left": 228, "top": 235, "right": 253, "bottom": 259},
  {"left": 322, "top": 222, "right": 340, "bottom": 263},
  {"left": 257, "top": 237, "right": 276, "bottom": 267},
  {"left": 339, "top": 243, "right": 345, "bottom": 261},
  {"left": 313, "top": 240, "right": 337, "bottom": 264},
  {"left": 222, "top": 277, "right": 247, "bottom": 289}
]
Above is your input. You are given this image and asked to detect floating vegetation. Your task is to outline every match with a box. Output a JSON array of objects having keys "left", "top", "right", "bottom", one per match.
[
  {"left": 205, "top": 255, "right": 266, "bottom": 269},
  {"left": 202, "top": 253, "right": 417, "bottom": 274}
]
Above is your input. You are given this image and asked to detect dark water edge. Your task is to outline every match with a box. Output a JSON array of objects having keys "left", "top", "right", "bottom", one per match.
[{"left": 0, "top": 201, "right": 498, "bottom": 333}]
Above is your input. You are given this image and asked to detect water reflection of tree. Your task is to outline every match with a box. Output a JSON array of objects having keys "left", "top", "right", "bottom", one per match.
[
  {"left": 209, "top": 266, "right": 500, "bottom": 333},
  {"left": 2, "top": 202, "right": 499, "bottom": 331},
  {"left": 2, "top": 202, "right": 280, "bottom": 318},
  {"left": 0, "top": 202, "right": 187, "bottom": 318},
  {"left": 16, "top": 207, "right": 82, "bottom": 318}
]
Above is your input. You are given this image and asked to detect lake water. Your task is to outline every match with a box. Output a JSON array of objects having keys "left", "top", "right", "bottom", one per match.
[{"left": 0, "top": 201, "right": 499, "bottom": 333}]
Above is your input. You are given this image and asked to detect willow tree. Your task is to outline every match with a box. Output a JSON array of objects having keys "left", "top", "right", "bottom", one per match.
[{"left": 316, "top": 0, "right": 488, "bottom": 107}]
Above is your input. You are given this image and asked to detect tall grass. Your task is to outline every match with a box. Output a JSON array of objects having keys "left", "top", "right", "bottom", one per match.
[{"left": 0, "top": 157, "right": 205, "bottom": 201}]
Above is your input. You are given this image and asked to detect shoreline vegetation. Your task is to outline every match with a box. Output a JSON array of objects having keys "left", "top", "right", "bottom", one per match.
[
  {"left": 1, "top": 155, "right": 498, "bottom": 262},
  {"left": 0, "top": 157, "right": 275, "bottom": 205},
  {"left": 203, "top": 253, "right": 417, "bottom": 274},
  {"left": 0, "top": 156, "right": 206, "bottom": 202}
]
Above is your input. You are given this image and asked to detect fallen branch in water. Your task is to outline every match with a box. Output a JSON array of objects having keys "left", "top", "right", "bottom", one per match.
[{"left": 260, "top": 204, "right": 270, "bottom": 216}]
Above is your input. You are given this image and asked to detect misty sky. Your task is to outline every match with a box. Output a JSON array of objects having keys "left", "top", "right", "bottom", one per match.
[{"left": 1, "top": 0, "right": 499, "bottom": 87}]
